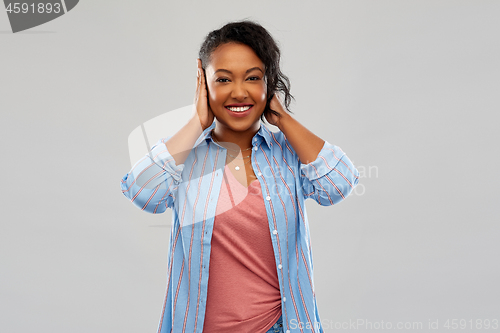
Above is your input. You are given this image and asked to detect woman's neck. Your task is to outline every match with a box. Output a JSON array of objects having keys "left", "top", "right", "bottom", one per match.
[{"left": 212, "top": 120, "right": 260, "bottom": 151}]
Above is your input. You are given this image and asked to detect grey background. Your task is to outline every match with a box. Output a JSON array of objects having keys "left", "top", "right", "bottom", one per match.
[{"left": 1, "top": 1, "right": 499, "bottom": 332}]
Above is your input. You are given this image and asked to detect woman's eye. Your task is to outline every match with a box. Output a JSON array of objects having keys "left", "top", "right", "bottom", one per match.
[
  {"left": 247, "top": 76, "right": 260, "bottom": 81},
  {"left": 216, "top": 78, "right": 229, "bottom": 83}
]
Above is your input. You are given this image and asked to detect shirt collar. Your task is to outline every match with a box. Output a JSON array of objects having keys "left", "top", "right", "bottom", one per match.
[{"left": 195, "top": 121, "right": 273, "bottom": 149}]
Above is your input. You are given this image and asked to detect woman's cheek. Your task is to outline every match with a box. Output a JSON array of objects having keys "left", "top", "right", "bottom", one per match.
[
  {"left": 207, "top": 87, "right": 221, "bottom": 106},
  {"left": 255, "top": 84, "right": 267, "bottom": 103},
  {"left": 209, "top": 85, "right": 230, "bottom": 104},
  {"left": 260, "top": 90, "right": 267, "bottom": 102}
]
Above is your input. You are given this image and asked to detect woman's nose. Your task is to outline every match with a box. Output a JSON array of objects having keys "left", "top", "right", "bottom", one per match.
[{"left": 231, "top": 82, "right": 248, "bottom": 100}]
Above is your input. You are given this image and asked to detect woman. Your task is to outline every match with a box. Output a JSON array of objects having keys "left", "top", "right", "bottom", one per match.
[{"left": 121, "top": 20, "right": 359, "bottom": 333}]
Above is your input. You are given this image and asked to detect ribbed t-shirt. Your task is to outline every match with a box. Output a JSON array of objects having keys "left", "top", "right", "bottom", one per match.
[{"left": 202, "top": 164, "right": 282, "bottom": 333}]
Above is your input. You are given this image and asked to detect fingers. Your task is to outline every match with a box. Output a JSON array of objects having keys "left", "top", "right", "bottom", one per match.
[
  {"left": 198, "top": 67, "right": 207, "bottom": 102},
  {"left": 196, "top": 58, "right": 201, "bottom": 90},
  {"left": 195, "top": 59, "right": 208, "bottom": 110},
  {"left": 199, "top": 68, "right": 206, "bottom": 90},
  {"left": 197, "top": 58, "right": 206, "bottom": 86},
  {"left": 195, "top": 59, "right": 204, "bottom": 97},
  {"left": 197, "top": 59, "right": 205, "bottom": 90},
  {"left": 196, "top": 66, "right": 199, "bottom": 88}
]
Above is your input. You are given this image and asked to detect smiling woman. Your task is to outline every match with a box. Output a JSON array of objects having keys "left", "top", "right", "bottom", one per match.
[
  {"left": 120, "top": 20, "right": 360, "bottom": 333},
  {"left": 206, "top": 43, "right": 267, "bottom": 136}
]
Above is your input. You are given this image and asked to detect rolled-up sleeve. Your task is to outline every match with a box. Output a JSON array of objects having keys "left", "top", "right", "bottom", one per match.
[
  {"left": 300, "top": 141, "right": 359, "bottom": 205},
  {"left": 120, "top": 137, "right": 184, "bottom": 213}
]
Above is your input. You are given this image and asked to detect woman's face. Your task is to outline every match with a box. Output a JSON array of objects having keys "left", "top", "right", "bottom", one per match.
[{"left": 205, "top": 42, "right": 267, "bottom": 133}]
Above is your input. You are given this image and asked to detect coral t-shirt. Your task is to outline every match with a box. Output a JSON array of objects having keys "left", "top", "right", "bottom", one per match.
[{"left": 202, "top": 164, "right": 282, "bottom": 333}]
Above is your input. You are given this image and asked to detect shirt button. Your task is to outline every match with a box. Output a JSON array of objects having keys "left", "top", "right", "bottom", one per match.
[
  {"left": 273, "top": 229, "right": 277, "bottom": 235},
  {"left": 254, "top": 146, "right": 258, "bottom": 151},
  {"left": 257, "top": 172, "right": 262, "bottom": 176},
  {"left": 286, "top": 330, "right": 290, "bottom": 333},
  {"left": 283, "top": 297, "right": 286, "bottom": 302},
  {"left": 278, "top": 264, "right": 282, "bottom": 269},
  {"left": 253, "top": 138, "right": 257, "bottom": 141},
  {"left": 266, "top": 196, "right": 271, "bottom": 201}
]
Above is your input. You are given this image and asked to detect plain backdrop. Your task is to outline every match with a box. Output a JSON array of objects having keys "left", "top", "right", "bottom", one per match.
[{"left": 1, "top": 1, "right": 499, "bottom": 332}]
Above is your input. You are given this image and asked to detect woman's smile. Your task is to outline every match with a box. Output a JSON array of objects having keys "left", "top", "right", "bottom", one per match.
[{"left": 225, "top": 103, "right": 254, "bottom": 117}]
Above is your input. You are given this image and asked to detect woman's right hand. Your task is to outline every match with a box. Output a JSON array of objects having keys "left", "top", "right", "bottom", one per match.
[{"left": 194, "top": 58, "right": 214, "bottom": 130}]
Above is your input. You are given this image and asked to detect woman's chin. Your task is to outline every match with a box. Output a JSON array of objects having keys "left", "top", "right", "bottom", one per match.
[{"left": 215, "top": 117, "right": 261, "bottom": 132}]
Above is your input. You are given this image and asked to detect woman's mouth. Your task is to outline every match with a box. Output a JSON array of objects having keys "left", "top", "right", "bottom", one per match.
[{"left": 225, "top": 105, "right": 253, "bottom": 117}]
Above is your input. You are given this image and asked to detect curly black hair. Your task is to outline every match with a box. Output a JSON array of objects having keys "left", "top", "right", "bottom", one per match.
[{"left": 198, "top": 20, "right": 294, "bottom": 123}]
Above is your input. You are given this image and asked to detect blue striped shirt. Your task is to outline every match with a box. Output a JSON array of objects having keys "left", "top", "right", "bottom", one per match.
[{"left": 120, "top": 121, "right": 360, "bottom": 333}]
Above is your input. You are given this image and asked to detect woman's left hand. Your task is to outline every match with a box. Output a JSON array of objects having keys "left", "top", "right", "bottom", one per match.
[{"left": 265, "top": 94, "right": 289, "bottom": 128}]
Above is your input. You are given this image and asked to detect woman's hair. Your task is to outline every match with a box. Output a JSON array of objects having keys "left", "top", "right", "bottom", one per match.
[{"left": 198, "top": 20, "right": 294, "bottom": 123}]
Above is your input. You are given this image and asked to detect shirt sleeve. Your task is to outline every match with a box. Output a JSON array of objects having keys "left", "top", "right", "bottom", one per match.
[
  {"left": 299, "top": 140, "right": 359, "bottom": 206},
  {"left": 120, "top": 136, "right": 184, "bottom": 213}
]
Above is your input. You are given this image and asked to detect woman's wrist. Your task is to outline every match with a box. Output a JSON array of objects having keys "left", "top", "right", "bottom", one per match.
[
  {"left": 189, "top": 112, "right": 209, "bottom": 133},
  {"left": 276, "top": 110, "right": 292, "bottom": 132}
]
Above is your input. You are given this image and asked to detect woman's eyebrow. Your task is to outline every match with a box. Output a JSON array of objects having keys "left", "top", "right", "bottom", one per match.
[{"left": 214, "top": 67, "right": 264, "bottom": 75}]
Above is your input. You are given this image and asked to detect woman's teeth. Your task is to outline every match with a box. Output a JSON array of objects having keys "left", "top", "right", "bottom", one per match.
[{"left": 227, "top": 106, "right": 251, "bottom": 112}]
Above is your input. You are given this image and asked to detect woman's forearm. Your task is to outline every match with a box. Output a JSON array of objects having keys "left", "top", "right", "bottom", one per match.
[
  {"left": 277, "top": 113, "right": 325, "bottom": 165},
  {"left": 165, "top": 114, "right": 206, "bottom": 166}
]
